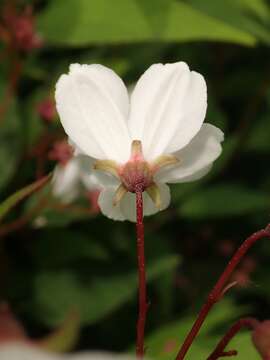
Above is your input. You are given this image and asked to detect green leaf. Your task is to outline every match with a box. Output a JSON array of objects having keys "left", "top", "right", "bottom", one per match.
[
  {"left": 37, "top": 0, "right": 256, "bottom": 46},
  {"left": 236, "top": 0, "right": 270, "bottom": 20},
  {"left": 0, "top": 174, "right": 51, "bottom": 222},
  {"left": 179, "top": 184, "right": 269, "bottom": 219},
  {"left": 33, "top": 255, "right": 180, "bottom": 326},
  {"left": 136, "top": 0, "right": 172, "bottom": 36},
  {"left": 37, "top": 0, "right": 152, "bottom": 45},
  {"left": 186, "top": 0, "right": 270, "bottom": 44},
  {"left": 163, "top": 1, "right": 256, "bottom": 45}
]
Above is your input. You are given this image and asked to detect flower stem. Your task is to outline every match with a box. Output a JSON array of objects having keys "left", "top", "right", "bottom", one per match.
[
  {"left": 207, "top": 317, "right": 259, "bottom": 360},
  {"left": 175, "top": 224, "right": 270, "bottom": 360},
  {"left": 135, "top": 187, "right": 147, "bottom": 359}
]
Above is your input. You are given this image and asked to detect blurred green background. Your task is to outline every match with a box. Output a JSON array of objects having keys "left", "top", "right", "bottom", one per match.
[{"left": 0, "top": 0, "right": 270, "bottom": 359}]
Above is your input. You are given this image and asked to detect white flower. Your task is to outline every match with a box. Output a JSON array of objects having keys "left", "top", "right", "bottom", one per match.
[
  {"left": 55, "top": 62, "right": 224, "bottom": 222},
  {"left": 52, "top": 154, "right": 100, "bottom": 204},
  {"left": 0, "top": 343, "right": 134, "bottom": 360}
]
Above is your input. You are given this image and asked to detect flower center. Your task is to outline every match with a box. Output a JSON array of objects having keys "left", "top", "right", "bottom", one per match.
[
  {"left": 118, "top": 141, "right": 153, "bottom": 193},
  {"left": 93, "top": 140, "right": 179, "bottom": 208},
  {"left": 119, "top": 160, "right": 153, "bottom": 193}
]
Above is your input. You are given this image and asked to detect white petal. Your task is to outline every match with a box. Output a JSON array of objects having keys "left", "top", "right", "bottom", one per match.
[
  {"left": 82, "top": 164, "right": 120, "bottom": 191},
  {"left": 98, "top": 186, "right": 126, "bottom": 221},
  {"left": 81, "top": 170, "right": 117, "bottom": 192},
  {"left": 72, "top": 353, "right": 134, "bottom": 360},
  {"left": 0, "top": 343, "right": 59, "bottom": 360},
  {"left": 98, "top": 184, "right": 171, "bottom": 222},
  {"left": 72, "top": 153, "right": 119, "bottom": 191},
  {"left": 174, "top": 164, "right": 213, "bottom": 183},
  {"left": 55, "top": 64, "right": 131, "bottom": 163},
  {"left": 0, "top": 343, "right": 135, "bottom": 360},
  {"left": 52, "top": 159, "right": 81, "bottom": 203},
  {"left": 155, "top": 124, "right": 223, "bottom": 183},
  {"left": 128, "top": 62, "right": 207, "bottom": 160},
  {"left": 68, "top": 138, "right": 84, "bottom": 156}
]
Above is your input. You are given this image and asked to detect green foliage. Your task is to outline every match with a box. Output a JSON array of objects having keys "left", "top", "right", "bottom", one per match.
[
  {"left": 37, "top": 0, "right": 262, "bottom": 46},
  {"left": 33, "top": 255, "right": 179, "bottom": 326},
  {"left": 186, "top": 0, "right": 270, "bottom": 43},
  {"left": 179, "top": 184, "right": 269, "bottom": 219}
]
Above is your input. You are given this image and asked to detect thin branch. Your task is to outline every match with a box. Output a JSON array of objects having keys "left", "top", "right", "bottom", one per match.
[
  {"left": 207, "top": 318, "right": 259, "bottom": 360},
  {"left": 175, "top": 224, "right": 270, "bottom": 360}
]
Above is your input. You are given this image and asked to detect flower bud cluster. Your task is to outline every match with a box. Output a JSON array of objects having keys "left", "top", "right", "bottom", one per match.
[{"left": 1, "top": 4, "right": 42, "bottom": 52}]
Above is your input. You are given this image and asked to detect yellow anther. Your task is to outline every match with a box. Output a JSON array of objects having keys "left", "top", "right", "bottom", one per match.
[
  {"left": 93, "top": 160, "right": 119, "bottom": 178},
  {"left": 152, "top": 154, "right": 179, "bottom": 171}
]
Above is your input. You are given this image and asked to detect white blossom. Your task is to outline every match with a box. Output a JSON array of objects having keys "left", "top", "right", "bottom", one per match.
[
  {"left": 52, "top": 154, "right": 100, "bottom": 204},
  {"left": 55, "top": 62, "right": 224, "bottom": 221},
  {"left": 0, "top": 343, "right": 134, "bottom": 360}
]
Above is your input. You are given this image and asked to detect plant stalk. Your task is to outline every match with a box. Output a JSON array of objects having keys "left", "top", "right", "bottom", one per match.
[{"left": 135, "top": 187, "right": 147, "bottom": 359}]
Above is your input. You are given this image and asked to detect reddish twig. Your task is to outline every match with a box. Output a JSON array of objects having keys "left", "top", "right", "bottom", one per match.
[
  {"left": 135, "top": 187, "right": 148, "bottom": 359},
  {"left": 207, "top": 317, "right": 259, "bottom": 360},
  {"left": 175, "top": 224, "right": 270, "bottom": 360}
]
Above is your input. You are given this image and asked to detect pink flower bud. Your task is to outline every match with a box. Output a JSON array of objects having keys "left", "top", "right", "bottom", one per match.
[
  {"left": 37, "top": 98, "right": 56, "bottom": 123},
  {"left": 48, "top": 140, "right": 73, "bottom": 166},
  {"left": 2, "top": 4, "right": 43, "bottom": 52},
  {"left": 252, "top": 321, "right": 270, "bottom": 359}
]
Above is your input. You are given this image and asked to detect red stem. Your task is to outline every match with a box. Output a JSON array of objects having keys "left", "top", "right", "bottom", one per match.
[
  {"left": 175, "top": 225, "right": 270, "bottom": 360},
  {"left": 207, "top": 317, "right": 259, "bottom": 360},
  {"left": 135, "top": 187, "right": 147, "bottom": 359}
]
